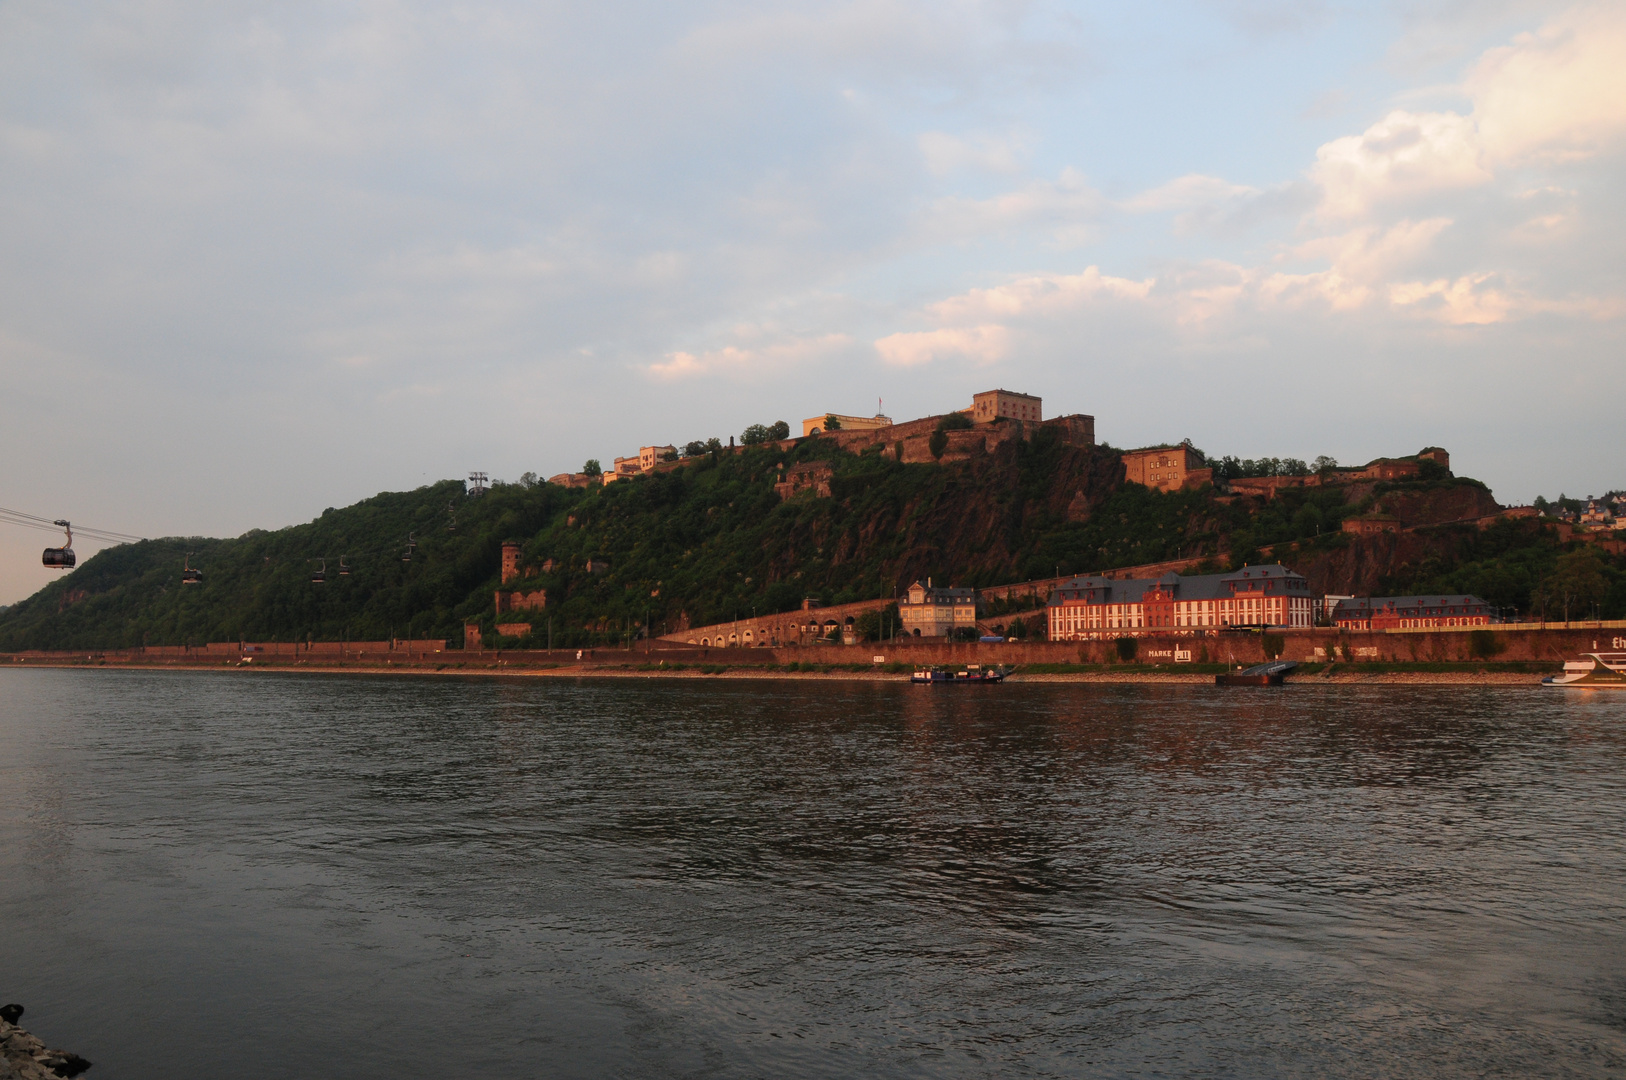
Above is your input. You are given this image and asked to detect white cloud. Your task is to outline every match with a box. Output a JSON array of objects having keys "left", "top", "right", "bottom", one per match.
[
  {"left": 1311, "top": 109, "right": 1489, "bottom": 219},
  {"left": 918, "top": 131, "right": 1026, "bottom": 176},
  {"left": 1388, "top": 274, "right": 1513, "bottom": 325},
  {"left": 927, "top": 266, "right": 1153, "bottom": 323},
  {"left": 874, "top": 324, "right": 1009, "bottom": 366},
  {"left": 923, "top": 168, "right": 1104, "bottom": 245},
  {"left": 1468, "top": 5, "right": 1626, "bottom": 163},
  {"left": 648, "top": 332, "right": 852, "bottom": 379},
  {"left": 1310, "top": 6, "right": 1626, "bottom": 219},
  {"left": 1121, "top": 174, "right": 1259, "bottom": 213}
]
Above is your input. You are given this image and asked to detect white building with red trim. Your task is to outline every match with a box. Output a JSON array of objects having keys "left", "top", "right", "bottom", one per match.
[{"left": 1047, "top": 564, "right": 1314, "bottom": 639}]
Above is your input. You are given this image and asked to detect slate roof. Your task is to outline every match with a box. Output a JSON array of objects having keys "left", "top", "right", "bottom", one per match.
[
  {"left": 1047, "top": 564, "right": 1305, "bottom": 606},
  {"left": 904, "top": 581, "right": 977, "bottom": 604},
  {"left": 1332, "top": 595, "right": 1492, "bottom": 618}
]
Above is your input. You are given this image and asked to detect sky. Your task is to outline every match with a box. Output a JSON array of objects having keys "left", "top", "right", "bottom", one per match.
[{"left": 1, "top": 0, "right": 1623, "bottom": 604}]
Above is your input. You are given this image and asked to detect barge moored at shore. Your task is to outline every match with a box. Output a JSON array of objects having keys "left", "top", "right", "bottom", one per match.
[
  {"left": 912, "top": 665, "right": 1006, "bottom": 684},
  {"left": 1215, "top": 660, "right": 1298, "bottom": 686}
]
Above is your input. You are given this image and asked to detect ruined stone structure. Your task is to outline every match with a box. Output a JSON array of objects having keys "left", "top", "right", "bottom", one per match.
[
  {"left": 1341, "top": 516, "right": 1401, "bottom": 536},
  {"left": 495, "top": 589, "right": 547, "bottom": 614},
  {"left": 496, "top": 540, "right": 547, "bottom": 614},
  {"left": 500, "top": 541, "right": 524, "bottom": 584},
  {"left": 774, "top": 461, "right": 834, "bottom": 501}
]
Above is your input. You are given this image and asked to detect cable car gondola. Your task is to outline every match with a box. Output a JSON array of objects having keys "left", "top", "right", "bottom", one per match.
[
  {"left": 402, "top": 533, "right": 416, "bottom": 563},
  {"left": 311, "top": 558, "right": 326, "bottom": 585},
  {"left": 42, "top": 520, "right": 75, "bottom": 569},
  {"left": 181, "top": 552, "right": 202, "bottom": 585},
  {"left": 339, "top": 557, "right": 351, "bottom": 577}
]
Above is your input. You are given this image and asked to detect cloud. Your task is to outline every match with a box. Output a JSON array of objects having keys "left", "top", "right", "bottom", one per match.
[
  {"left": 923, "top": 168, "right": 1104, "bottom": 245},
  {"left": 874, "top": 324, "right": 1009, "bottom": 366},
  {"left": 1311, "top": 109, "right": 1489, "bottom": 219},
  {"left": 1388, "top": 274, "right": 1513, "bottom": 325},
  {"left": 1468, "top": 5, "right": 1626, "bottom": 163},
  {"left": 648, "top": 332, "right": 852, "bottom": 379},
  {"left": 926, "top": 266, "right": 1153, "bottom": 323},
  {"left": 1121, "top": 174, "right": 1259, "bottom": 213},
  {"left": 918, "top": 131, "right": 1026, "bottom": 175},
  {"left": 1310, "top": 6, "right": 1626, "bottom": 219}
]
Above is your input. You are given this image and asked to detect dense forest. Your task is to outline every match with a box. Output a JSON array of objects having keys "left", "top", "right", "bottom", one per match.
[{"left": 1, "top": 429, "right": 1621, "bottom": 650}]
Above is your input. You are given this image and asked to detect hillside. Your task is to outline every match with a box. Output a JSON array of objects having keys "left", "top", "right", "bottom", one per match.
[{"left": 2, "top": 424, "right": 1621, "bottom": 649}]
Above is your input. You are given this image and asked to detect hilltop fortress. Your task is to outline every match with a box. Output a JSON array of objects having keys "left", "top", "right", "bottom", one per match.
[{"left": 547, "top": 388, "right": 1095, "bottom": 491}]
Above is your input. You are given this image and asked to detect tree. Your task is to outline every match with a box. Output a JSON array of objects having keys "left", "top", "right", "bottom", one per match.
[
  {"left": 928, "top": 428, "right": 948, "bottom": 459},
  {"left": 823, "top": 413, "right": 843, "bottom": 431},
  {"left": 682, "top": 440, "right": 708, "bottom": 457},
  {"left": 1546, "top": 549, "right": 1608, "bottom": 621},
  {"left": 704, "top": 437, "right": 724, "bottom": 454},
  {"left": 582, "top": 459, "right": 602, "bottom": 477},
  {"left": 768, "top": 420, "right": 790, "bottom": 440},
  {"left": 518, "top": 471, "right": 539, "bottom": 487},
  {"left": 1313, "top": 456, "right": 1338, "bottom": 474},
  {"left": 740, "top": 424, "right": 770, "bottom": 445},
  {"left": 938, "top": 412, "right": 972, "bottom": 431}
]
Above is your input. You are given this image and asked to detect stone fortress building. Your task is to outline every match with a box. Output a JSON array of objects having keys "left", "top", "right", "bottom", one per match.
[
  {"left": 1120, "top": 444, "right": 1212, "bottom": 493},
  {"left": 802, "top": 412, "right": 892, "bottom": 437},
  {"left": 970, "top": 388, "right": 1042, "bottom": 423}
]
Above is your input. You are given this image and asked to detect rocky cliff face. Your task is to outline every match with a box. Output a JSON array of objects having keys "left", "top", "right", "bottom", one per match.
[
  {"left": 773, "top": 438, "right": 1126, "bottom": 590},
  {"left": 1372, "top": 484, "right": 1500, "bottom": 526}
]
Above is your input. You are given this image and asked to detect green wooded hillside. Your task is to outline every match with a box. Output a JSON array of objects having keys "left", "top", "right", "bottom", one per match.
[{"left": 2, "top": 432, "right": 1621, "bottom": 649}]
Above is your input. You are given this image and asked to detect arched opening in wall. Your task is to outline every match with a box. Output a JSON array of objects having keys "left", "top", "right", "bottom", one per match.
[
  {"left": 912, "top": 628, "right": 921, "bottom": 637},
  {"left": 701, "top": 637, "right": 710, "bottom": 647},
  {"left": 729, "top": 633, "right": 738, "bottom": 645}
]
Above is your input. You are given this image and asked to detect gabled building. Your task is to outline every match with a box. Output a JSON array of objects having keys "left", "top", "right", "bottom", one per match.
[
  {"left": 1047, "top": 564, "right": 1314, "bottom": 639},
  {"left": 900, "top": 580, "right": 980, "bottom": 637},
  {"left": 1331, "top": 595, "right": 1495, "bottom": 630}
]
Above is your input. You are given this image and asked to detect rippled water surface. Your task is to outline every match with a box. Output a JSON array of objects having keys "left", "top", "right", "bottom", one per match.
[{"left": 2, "top": 669, "right": 1625, "bottom": 1078}]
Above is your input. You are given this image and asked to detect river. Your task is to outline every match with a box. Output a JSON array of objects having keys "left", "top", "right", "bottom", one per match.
[{"left": 1, "top": 669, "right": 1623, "bottom": 1077}]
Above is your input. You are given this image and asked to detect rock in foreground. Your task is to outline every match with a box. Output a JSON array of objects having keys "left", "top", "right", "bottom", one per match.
[{"left": 0, "top": 1006, "right": 90, "bottom": 1078}]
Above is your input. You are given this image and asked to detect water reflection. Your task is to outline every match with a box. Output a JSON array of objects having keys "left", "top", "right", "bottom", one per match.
[{"left": 0, "top": 670, "right": 1623, "bottom": 1079}]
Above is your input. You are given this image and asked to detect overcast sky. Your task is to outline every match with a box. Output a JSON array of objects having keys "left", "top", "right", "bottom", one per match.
[{"left": 2, "top": 0, "right": 1622, "bottom": 603}]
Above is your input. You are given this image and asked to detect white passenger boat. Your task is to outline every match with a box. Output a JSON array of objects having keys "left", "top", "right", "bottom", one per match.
[{"left": 1543, "top": 652, "right": 1626, "bottom": 687}]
